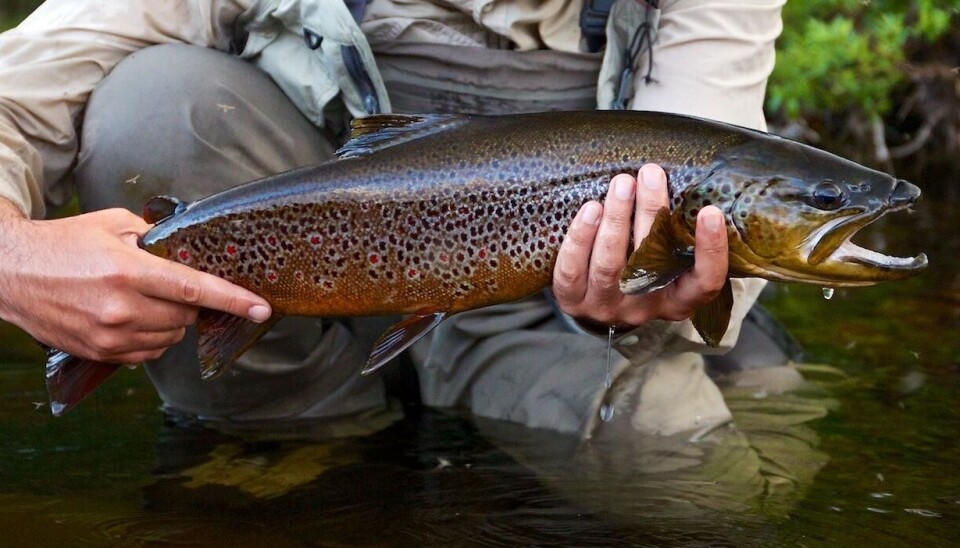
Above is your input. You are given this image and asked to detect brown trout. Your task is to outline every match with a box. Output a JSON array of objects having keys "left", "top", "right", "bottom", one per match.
[{"left": 45, "top": 110, "right": 927, "bottom": 415}]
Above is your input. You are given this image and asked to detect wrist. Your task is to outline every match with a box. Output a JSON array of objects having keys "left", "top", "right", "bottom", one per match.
[{"left": 0, "top": 198, "right": 30, "bottom": 321}]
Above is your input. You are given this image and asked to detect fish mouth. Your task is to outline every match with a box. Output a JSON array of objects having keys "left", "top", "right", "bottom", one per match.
[
  {"left": 828, "top": 237, "right": 928, "bottom": 271},
  {"left": 805, "top": 180, "right": 927, "bottom": 277}
]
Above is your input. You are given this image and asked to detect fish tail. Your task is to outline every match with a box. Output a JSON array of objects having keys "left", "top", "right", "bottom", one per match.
[{"left": 45, "top": 349, "right": 121, "bottom": 416}]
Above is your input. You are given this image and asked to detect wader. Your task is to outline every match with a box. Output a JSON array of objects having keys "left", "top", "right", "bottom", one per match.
[{"left": 73, "top": 0, "right": 788, "bottom": 438}]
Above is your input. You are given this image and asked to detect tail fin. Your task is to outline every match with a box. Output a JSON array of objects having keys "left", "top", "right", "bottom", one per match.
[{"left": 45, "top": 349, "right": 121, "bottom": 416}]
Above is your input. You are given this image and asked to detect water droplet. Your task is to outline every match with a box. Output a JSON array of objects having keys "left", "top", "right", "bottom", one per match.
[
  {"left": 822, "top": 287, "right": 835, "bottom": 300},
  {"left": 604, "top": 325, "right": 615, "bottom": 389},
  {"left": 600, "top": 403, "right": 615, "bottom": 422}
]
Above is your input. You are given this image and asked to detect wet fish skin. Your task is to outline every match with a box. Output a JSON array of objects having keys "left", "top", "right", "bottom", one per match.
[
  {"left": 140, "top": 111, "right": 750, "bottom": 318},
  {"left": 45, "top": 110, "right": 927, "bottom": 415}
]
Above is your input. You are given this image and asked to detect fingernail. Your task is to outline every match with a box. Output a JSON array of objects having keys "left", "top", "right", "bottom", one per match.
[
  {"left": 248, "top": 304, "right": 271, "bottom": 322},
  {"left": 581, "top": 203, "right": 601, "bottom": 225},
  {"left": 641, "top": 166, "right": 661, "bottom": 191},
  {"left": 614, "top": 176, "right": 635, "bottom": 200},
  {"left": 703, "top": 209, "right": 723, "bottom": 232}
]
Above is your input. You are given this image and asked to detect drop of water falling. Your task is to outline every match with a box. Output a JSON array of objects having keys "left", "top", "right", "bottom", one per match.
[
  {"left": 604, "top": 325, "right": 615, "bottom": 389},
  {"left": 600, "top": 403, "right": 615, "bottom": 422},
  {"left": 822, "top": 287, "right": 835, "bottom": 300}
]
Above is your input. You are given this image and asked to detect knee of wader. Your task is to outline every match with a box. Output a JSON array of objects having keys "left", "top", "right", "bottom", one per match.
[
  {"left": 75, "top": 44, "right": 298, "bottom": 212},
  {"left": 76, "top": 45, "right": 244, "bottom": 210}
]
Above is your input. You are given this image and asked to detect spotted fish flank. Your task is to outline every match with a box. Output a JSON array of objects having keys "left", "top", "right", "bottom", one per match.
[{"left": 44, "top": 110, "right": 927, "bottom": 415}]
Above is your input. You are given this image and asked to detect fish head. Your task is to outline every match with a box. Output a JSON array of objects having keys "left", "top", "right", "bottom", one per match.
[{"left": 689, "top": 138, "right": 928, "bottom": 285}]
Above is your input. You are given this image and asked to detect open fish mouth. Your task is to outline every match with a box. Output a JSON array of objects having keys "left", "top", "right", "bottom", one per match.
[
  {"left": 830, "top": 233, "right": 928, "bottom": 270},
  {"left": 808, "top": 180, "right": 927, "bottom": 274}
]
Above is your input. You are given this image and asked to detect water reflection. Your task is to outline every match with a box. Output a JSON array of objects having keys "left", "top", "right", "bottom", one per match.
[
  {"left": 0, "top": 177, "right": 957, "bottom": 545},
  {"left": 14, "top": 363, "right": 825, "bottom": 546},
  {"left": 474, "top": 365, "right": 836, "bottom": 537}
]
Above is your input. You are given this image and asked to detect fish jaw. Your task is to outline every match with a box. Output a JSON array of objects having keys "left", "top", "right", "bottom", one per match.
[
  {"left": 734, "top": 179, "right": 928, "bottom": 286},
  {"left": 800, "top": 179, "right": 927, "bottom": 283}
]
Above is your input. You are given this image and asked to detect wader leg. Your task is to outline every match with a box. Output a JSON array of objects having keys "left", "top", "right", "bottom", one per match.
[{"left": 74, "top": 44, "right": 388, "bottom": 421}]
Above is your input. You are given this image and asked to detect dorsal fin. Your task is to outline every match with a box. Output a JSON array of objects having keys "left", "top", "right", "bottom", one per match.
[
  {"left": 337, "top": 114, "right": 466, "bottom": 159},
  {"left": 143, "top": 195, "right": 187, "bottom": 224}
]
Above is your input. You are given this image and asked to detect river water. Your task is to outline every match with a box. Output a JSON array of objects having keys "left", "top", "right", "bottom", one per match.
[{"left": 1, "top": 174, "right": 957, "bottom": 545}]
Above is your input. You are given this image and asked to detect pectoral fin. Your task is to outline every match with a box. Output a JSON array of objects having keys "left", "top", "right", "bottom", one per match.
[
  {"left": 691, "top": 278, "right": 734, "bottom": 347},
  {"left": 620, "top": 206, "right": 694, "bottom": 294},
  {"left": 361, "top": 312, "right": 447, "bottom": 375},
  {"left": 197, "top": 309, "right": 283, "bottom": 380}
]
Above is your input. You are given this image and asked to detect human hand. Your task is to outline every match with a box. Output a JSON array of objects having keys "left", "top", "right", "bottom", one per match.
[
  {"left": 552, "top": 164, "right": 728, "bottom": 330},
  {"left": 0, "top": 200, "right": 272, "bottom": 364}
]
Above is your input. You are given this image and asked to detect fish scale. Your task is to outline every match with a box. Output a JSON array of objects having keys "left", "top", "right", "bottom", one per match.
[
  {"left": 143, "top": 111, "right": 737, "bottom": 317},
  {"left": 44, "top": 110, "right": 926, "bottom": 415}
]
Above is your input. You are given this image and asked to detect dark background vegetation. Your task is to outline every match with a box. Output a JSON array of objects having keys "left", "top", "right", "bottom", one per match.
[{"left": 769, "top": 0, "right": 960, "bottom": 199}]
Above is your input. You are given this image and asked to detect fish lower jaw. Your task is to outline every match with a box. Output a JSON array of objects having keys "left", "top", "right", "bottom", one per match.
[
  {"left": 830, "top": 240, "right": 928, "bottom": 272},
  {"left": 754, "top": 240, "right": 928, "bottom": 286}
]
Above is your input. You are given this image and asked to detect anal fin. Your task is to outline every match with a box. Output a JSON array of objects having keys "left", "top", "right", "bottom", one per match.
[
  {"left": 197, "top": 309, "right": 282, "bottom": 380},
  {"left": 691, "top": 278, "right": 734, "bottom": 347},
  {"left": 361, "top": 312, "right": 446, "bottom": 375},
  {"left": 620, "top": 206, "right": 694, "bottom": 294}
]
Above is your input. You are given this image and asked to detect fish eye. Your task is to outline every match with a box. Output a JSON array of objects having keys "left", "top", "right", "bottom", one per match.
[{"left": 809, "top": 181, "right": 845, "bottom": 210}]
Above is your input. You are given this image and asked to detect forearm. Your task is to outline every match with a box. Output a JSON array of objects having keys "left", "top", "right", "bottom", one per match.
[{"left": 0, "top": 196, "right": 32, "bottom": 325}]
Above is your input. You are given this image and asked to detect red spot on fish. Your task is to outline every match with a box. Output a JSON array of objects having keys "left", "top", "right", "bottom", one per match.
[
  {"left": 369, "top": 254, "right": 380, "bottom": 264},
  {"left": 478, "top": 249, "right": 487, "bottom": 259},
  {"left": 310, "top": 235, "right": 322, "bottom": 245},
  {"left": 266, "top": 271, "right": 278, "bottom": 283},
  {"left": 226, "top": 244, "right": 237, "bottom": 256},
  {"left": 548, "top": 235, "right": 557, "bottom": 244},
  {"left": 267, "top": 235, "right": 278, "bottom": 246},
  {"left": 439, "top": 253, "right": 449, "bottom": 263},
  {"left": 408, "top": 269, "right": 418, "bottom": 278},
  {"left": 178, "top": 249, "right": 190, "bottom": 261}
]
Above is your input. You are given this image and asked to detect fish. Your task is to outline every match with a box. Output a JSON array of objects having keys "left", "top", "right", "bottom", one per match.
[{"left": 44, "top": 110, "right": 927, "bottom": 415}]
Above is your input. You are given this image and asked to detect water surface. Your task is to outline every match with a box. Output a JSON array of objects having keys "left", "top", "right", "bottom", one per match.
[{"left": 1, "top": 184, "right": 957, "bottom": 545}]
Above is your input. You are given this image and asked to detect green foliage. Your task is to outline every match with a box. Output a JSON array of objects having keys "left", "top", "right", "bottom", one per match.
[{"left": 768, "top": 0, "right": 959, "bottom": 121}]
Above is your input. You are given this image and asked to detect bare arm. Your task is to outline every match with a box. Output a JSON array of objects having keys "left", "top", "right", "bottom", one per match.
[
  {"left": 0, "top": 1, "right": 266, "bottom": 363},
  {"left": 0, "top": 197, "right": 271, "bottom": 363}
]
